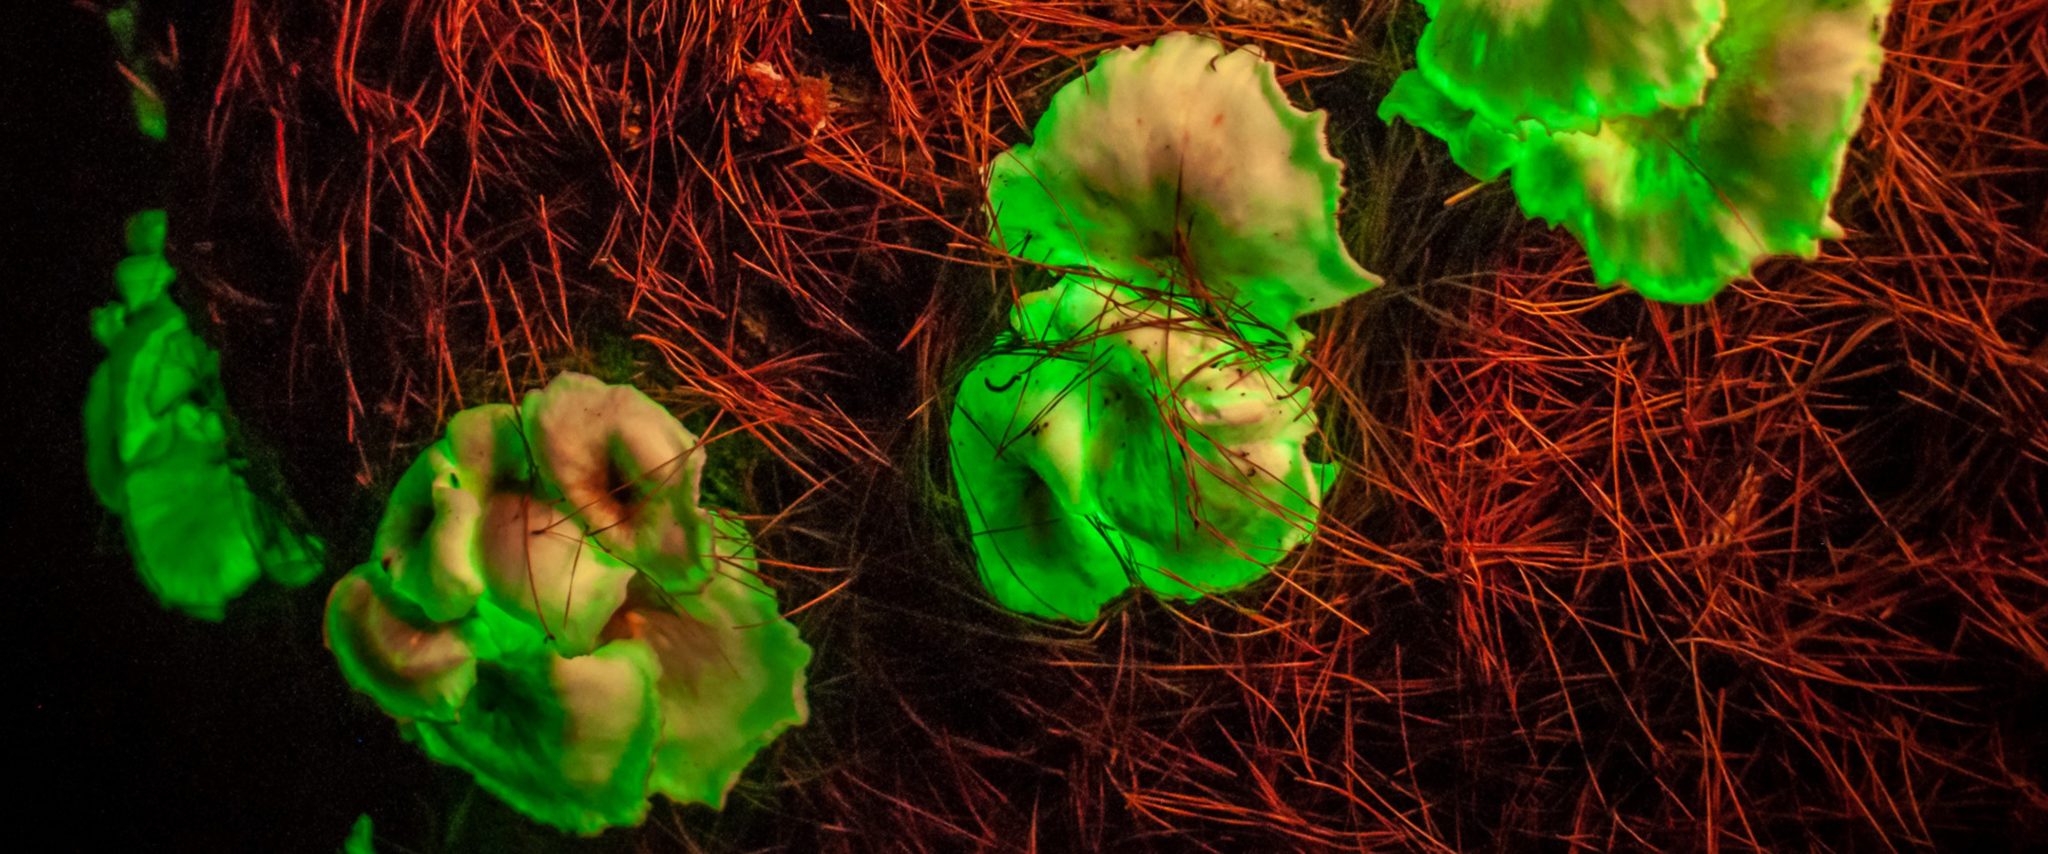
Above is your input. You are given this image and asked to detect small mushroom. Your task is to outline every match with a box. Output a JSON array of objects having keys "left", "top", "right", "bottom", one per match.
[{"left": 84, "top": 210, "right": 323, "bottom": 620}]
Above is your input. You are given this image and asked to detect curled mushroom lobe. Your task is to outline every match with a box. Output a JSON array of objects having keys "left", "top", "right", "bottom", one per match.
[
  {"left": 85, "top": 209, "right": 323, "bottom": 620},
  {"left": 325, "top": 372, "right": 810, "bottom": 833}
]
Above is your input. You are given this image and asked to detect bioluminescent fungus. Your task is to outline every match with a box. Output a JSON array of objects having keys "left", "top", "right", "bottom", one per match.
[
  {"left": 953, "top": 277, "right": 1335, "bottom": 622},
  {"left": 325, "top": 373, "right": 810, "bottom": 833},
  {"left": 957, "top": 34, "right": 1375, "bottom": 622},
  {"left": 988, "top": 32, "right": 1379, "bottom": 329},
  {"left": 85, "top": 210, "right": 323, "bottom": 619},
  {"left": 343, "top": 815, "right": 375, "bottom": 854},
  {"left": 1382, "top": 0, "right": 1891, "bottom": 302}
]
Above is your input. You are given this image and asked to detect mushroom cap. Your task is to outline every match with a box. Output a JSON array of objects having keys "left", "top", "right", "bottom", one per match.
[
  {"left": 1382, "top": 0, "right": 1888, "bottom": 302},
  {"left": 472, "top": 492, "right": 638, "bottom": 656},
  {"left": 84, "top": 225, "right": 324, "bottom": 619},
  {"left": 952, "top": 350, "right": 1138, "bottom": 621},
  {"left": 988, "top": 32, "right": 1378, "bottom": 328},
  {"left": 636, "top": 514, "right": 811, "bottom": 809},
  {"left": 408, "top": 642, "right": 665, "bottom": 833},
  {"left": 369, "top": 404, "right": 518, "bottom": 623},
  {"left": 953, "top": 278, "right": 1332, "bottom": 621},
  {"left": 120, "top": 431, "right": 264, "bottom": 621},
  {"left": 328, "top": 373, "right": 810, "bottom": 832},
  {"left": 1512, "top": 0, "right": 1887, "bottom": 302},
  {"left": 86, "top": 302, "right": 200, "bottom": 512}
]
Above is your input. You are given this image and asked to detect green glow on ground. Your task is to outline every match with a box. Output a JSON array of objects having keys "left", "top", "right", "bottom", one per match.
[
  {"left": 326, "top": 374, "right": 810, "bottom": 833},
  {"left": 85, "top": 210, "right": 324, "bottom": 620},
  {"left": 1382, "top": 0, "right": 1890, "bottom": 302},
  {"left": 105, "top": 0, "right": 167, "bottom": 141}
]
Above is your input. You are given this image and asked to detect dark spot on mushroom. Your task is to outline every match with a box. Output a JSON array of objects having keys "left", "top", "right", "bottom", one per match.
[{"left": 604, "top": 455, "right": 642, "bottom": 524}]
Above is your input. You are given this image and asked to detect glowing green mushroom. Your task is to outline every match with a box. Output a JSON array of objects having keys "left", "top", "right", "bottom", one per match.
[
  {"left": 342, "top": 814, "right": 376, "bottom": 854},
  {"left": 959, "top": 34, "right": 1374, "bottom": 621},
  {"left": 953, "top": 278, "right": 1335, "bottom": 622},
  {"left": 988, "top": 32, "right": 1379, "bottom": 329},
  {"left": 85, "top": 210, "right": 323, "bottom": 619},
  {"left": 326, "top": 373, "right": 811, "bottom": 833},
  {"left": 1382, "top": 0, "right": 1891, "bottom": 302}
]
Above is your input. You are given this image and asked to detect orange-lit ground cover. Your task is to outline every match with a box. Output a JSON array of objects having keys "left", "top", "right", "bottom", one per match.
[{"left": 169, "top": 0, "right": 2048, "bottom": 847}]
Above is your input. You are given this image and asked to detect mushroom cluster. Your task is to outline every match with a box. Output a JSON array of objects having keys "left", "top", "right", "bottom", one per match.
[
  {"left": 1381, "top": 0, "right": 1892, "bottom": 302},
  {"left": 85, "top": 209, "right": 323, "bottom": 619},
  {"left": 955, "top": 33, "right": 1377, "bottom": 622},
  {"left": 1402, "top": 0, "right": 1724, "bottom": 135},
  {"left": 325, "top": 373, "right": 810, "bottom": 833}
]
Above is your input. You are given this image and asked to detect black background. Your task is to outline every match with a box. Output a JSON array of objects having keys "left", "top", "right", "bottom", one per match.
[{"left": 3, "top": 6, "right": 559, "bottom": 851}]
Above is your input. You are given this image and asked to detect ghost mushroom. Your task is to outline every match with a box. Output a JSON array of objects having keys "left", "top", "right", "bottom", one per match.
[
  {"left": 955, "top": 34, "right": 1376, "bottom": 621},
  {"left": 325, "top": 372, "right": 811, "bottom": 833}
]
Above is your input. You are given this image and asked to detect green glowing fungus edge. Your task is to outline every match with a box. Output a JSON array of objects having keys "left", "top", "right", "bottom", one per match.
[
  {"left": 1382, "top": 0, "right": 1890, "bottom": 302},
  {"left": 105, "top": 0, "right": 167, "bottom": 140},
  {"left": 988, "top": 32, "right": 1380, "bottom": 329},
  {"left": 1412, "top": 0, "right": 1723, "bottom": 134},
  {"left": 953, "top": 277, "right": 1337, "bottom": 622},
  {"left": 85, "top": 210, "right": 323, "bottom": 619},
  {"left": 324, "top": 373, "right": 810, "bottom": 834}
]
